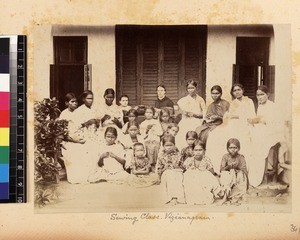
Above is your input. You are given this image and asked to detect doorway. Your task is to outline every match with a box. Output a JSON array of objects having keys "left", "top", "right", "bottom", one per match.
[
  {"left": 50, "top": 36, "right": 91, "bottom": 110},
  {"left": 233, "top": 37, "right": 275, "bottom": 104}
]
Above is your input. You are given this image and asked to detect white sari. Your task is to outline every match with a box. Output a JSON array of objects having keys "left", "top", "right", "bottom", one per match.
[
  {"left": 248, "top": 100, "right": 285, "bottom": 187},
  {"left": 62, "top": 104, "right": 99, "bottom": 184}
]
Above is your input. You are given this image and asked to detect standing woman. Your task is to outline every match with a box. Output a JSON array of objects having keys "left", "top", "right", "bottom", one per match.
[
  {"left": 205, "top": 83, "right": 256, "bottom": 173},
  {"left": 196, "top": 85, "right": 230, "bottom": 144},
  {"left": 63, "top": 90, "right": 98, "bottom": 184},
  {"left": 248, "top": 85, "right": 285, "bottom": 187},
  {"left": 176, "top": 80, "right": 206, "bottom": 150}
]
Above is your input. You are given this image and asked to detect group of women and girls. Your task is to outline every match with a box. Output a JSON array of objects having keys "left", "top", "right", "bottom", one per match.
[{"left": 58, "top": 79, "right": 287, "bottom": 205}]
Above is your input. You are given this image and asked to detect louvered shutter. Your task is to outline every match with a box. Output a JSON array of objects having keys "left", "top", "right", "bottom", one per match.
[
  {"left": 141, "top": 36, "right": 159, "bottom": 106},
  {"left": 162, "top": 36, "right": 180, "bottom": 104}
]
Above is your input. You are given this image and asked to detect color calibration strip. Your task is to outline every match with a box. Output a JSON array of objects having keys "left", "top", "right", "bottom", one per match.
[
  {"left": 0, "top": 35, "right": 26, "bottom": 203},
  {"left": 0, "top": 37, "right": 10, "bottom": 200}
]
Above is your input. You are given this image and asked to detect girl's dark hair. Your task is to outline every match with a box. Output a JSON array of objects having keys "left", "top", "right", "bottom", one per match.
[
  {"left": 185, "top": 131, "right": 198, "bottom": 140},
  {"left": 211, "top": 85, "right": 223, "bottom": 94},
  {"left": 156, "top": 85, "right": 166, "bottom": 91},
  {"left": 127, "top": 108, "right": 138, "bottom": 118},
  {"left": 186, "top": 79, "right": 197, "bottom": 88},
  {"left": 133, "top": 142, "right": 144, "bottom": 150},
  {"left": 145, "top": 106, "right": 155, "bottom": 115},
  {"left": 104, "top": 88, "right": 115, "bottom": 98},
  {"left": 162, "top": 135, "right": 175, "bottom": 146},
  {"left": 193, "top": 139, "right": 206, "bottom": 150},
  {"left": 80, "top": 90, "right": 93, "bottom": 101},
  {"left": 226, "top": 138, "right": 240, "bottom": 150},
  {"left": 65, "top": 92, "right": 77, "bottom": 103},
  {"left": 104, "top": 126, "right": 118, "bottom": 138},
  {"left": 120, "top": 94, "right": 129, "bottom": 101},
  {"left": 230, "top": 83, "right": 244, "bottom": 98},
  {"left": 159, "top": 108, "right": 170, "bottom": 122},
  {"left": 257, "top": 85, "right": 269, "bottom": 94}
]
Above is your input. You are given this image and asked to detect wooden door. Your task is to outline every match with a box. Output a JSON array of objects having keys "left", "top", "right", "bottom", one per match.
[
  {"left": 116, "top": 25, "right": 207, "bottom": 106},
  {"left": 50, "top": 36, "right": 90, "bottom": 110}
]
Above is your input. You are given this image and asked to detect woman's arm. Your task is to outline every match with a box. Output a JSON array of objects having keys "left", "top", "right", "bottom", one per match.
[
  {"left": 132, "top": 166, "right": 150, "bottom": 175},
  {"left": 109, "top": 152, "right": 126, "bottom": 166}
]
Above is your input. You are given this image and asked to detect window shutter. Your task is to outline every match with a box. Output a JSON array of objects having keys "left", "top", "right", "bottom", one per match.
[
  {"left": 117, "top": 35, "right": 138, "bottom": 106},
  {"left": 141, "top": 36, "right": 159, "bottom": 106},
  {"left": 162, "top": 37, "right": 180, "bottom": 103}
]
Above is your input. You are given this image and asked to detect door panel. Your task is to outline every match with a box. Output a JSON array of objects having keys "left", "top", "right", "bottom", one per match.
[{"left": 116, "top": 26, "right": 207, "bottom": 106}]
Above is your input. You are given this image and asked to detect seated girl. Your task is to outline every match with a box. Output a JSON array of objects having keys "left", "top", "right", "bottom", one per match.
[
  {"left": 159, "top": 108, "right": 173, "bottom": 133},
  {"left": 155, "top": 135, "right": 185, "bottom": 205},
  {"left": 88, "top": 127, "right": 128, "bottom": 183},
  {"left": 183, "top": 140, "right": 221, "bottom": 205},
  {"left": 122, "top": 109, "right": 139, "bottom": 134},
  {"left": 180, "top": 131, "right": 198, "bottom": 162},
  {"left": 118, "top": 94, "right": 132, "bottom": 124},
  {"left": 118, "top": 121, "right": 145, "bottom": 169},
  {"left": 140, "top": 106, "right": 163, "bottom": 172},
  {"left": 127, "top": 142, "right": 160, "bottom": 187},
  {"left": 219, "top": 138, "right": 248, "bottom": 205}
]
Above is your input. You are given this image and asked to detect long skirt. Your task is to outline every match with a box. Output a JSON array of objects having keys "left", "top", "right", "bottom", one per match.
[
  {"left": 144, "top": 140, "right": 160, "bottom": 172},
  {"left": 127, "top": 173, "right": 160, "bottom": 188},
  {"left": 220, "top": 169, "right": 247, "bottom": 201},
  {"left": 88, "top": 167, "right": 129, "bottom": 184},
  {"left": 160, "top": 169, "right": 185, "bottom": 204},
  {"left": 183, "top": 169, "right": 221, "bottom": 205}
]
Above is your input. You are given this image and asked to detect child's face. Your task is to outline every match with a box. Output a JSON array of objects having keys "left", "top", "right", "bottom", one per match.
[
  {"left": 187, "top": 84, "right": 196, "bottom": 96},
  {"left": 160, "top": 112, "right": 170, "bottom": 123},
  {"left": 84, "top": 94, "right": 93, "bottom": 108},
  {"left": 193, "top": 145, "right": 205, "bottom": 159},
  {"left": 67, "top": 98, "right": 78, "bottom": 111},
  {"left": 105, "top": 94, "right": 114, "bottom": 106},
  {"left": 211, "top": 89, "right": 221, "bottom": 102},
  {"left": 105, "top": 131, "right": 116, "bottom": 145},
  {"left": 128, "top": 125, "right": 139, "bottom": 137},
  {"left": 186, "top": 137, "right": 196, "bottom": 147},
  {"left": 119, "top": 97, "right": 129, "bottom": 107},
  {"left": 256, "top": 90, "right": 268, "bottom": 105},
  {"left": 128, "top": 113, "right": 136, "bottom": 122},
  {"left": 168, "top": 127, "right": 179, "bottom": 137},
  {"left": 134, "top": 145, "right": 145, "bottom": 158},
  {"left": 164, "top": 141, "right": 175, "bottom": 152},
  {"left": 145, "top": 108, "right": 154, "bottom": 120},
  {"left": 228, "top": 143, "right": 239, "bottom": 156}
]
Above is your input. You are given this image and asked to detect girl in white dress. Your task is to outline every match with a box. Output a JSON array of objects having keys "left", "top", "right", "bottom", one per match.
[
  {"left": 183, "top": 140, "right": 221, "bottom": 205},
  {"left": 88, "top": 127, "right": 129, "bottom": 183},
  {"left": 176, "top": 80, "right": 206, "bottom": 150}
]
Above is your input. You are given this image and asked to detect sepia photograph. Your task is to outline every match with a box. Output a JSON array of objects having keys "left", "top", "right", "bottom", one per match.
[{"left": 33, "top": 24, "right": 292, "bottom": 213}]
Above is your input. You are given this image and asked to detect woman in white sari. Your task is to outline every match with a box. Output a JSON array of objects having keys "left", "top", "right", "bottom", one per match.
[
  {"left": 248, "top": 85, "right": 286, "bottom": 187},
  {"left": 205, "top": 83, "right": 256, "bottom": 174},
  {"left": 62, "top": 90, "right": 99, "bottom": 184},
  {"left": 176, "top": 80, "right": 206, "bottom": 150}
]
